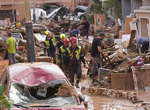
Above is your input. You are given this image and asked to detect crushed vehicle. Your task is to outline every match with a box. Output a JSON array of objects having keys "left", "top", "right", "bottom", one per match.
[
  {"left": 73, "top": 6, "right": 92, "bottom": 19},
  {"left": 0, "top": 62, "right": 85, "bottom": 110},
  {"left": 47, "top": 6, "right": 70, "bottom": 21},
  {"left": 31, "top": 8, "right": 47, "bottom": 22}
]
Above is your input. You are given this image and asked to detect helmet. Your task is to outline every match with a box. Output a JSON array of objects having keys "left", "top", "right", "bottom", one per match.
[
  {"left": 16, "top": 22, "right": 21, "bottom": 27},
  {"left": 60, "top": 34, "right": 66, "bottom": 39},
  {"left": 63, "top": 38, "right": 70, "bottom": 44},
  {"left": 45, "top": 30, "right": 51, "bottom": 35},
  {"left": 70, "top": 37, "right": 77, "bottom": 43}
]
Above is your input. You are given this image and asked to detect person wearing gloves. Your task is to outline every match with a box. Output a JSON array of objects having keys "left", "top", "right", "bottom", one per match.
[
  {"left": 58, "top": 38, "right": 70, "bottom": 77},
  {"left": 67, "top": 37, "right": 86, "bottom": 88}
]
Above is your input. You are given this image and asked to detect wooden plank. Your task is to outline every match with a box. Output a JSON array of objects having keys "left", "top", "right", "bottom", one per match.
[
  {"left": 0, "top": 60, "right": 9, "bottom": 79},
  {"left": 129, "top": 30, "right": 136, "bottom": 52}
]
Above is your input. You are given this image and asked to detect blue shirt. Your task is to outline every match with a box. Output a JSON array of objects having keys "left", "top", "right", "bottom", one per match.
[
  {"left": 137, "top": 36, "right": 149, "bottom": 45},
  {"left": 72, "top": 29, "right": 79, "bottom": 35}
]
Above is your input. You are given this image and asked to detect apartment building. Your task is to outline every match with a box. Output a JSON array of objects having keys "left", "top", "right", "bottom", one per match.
[
  {"left": 121, "top": 0, "right": 150, "bottom": 18},
  {"left": 0, "top": 0, "right": 93, "bottom": 22}
]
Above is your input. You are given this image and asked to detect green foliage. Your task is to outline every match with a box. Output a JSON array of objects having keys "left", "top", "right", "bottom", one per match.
[
  {"left": 103, "top": 0, "right": 122, "bottom": 19},
  {"left": 93, "top": 0, "right": 122, "bottom": 19},
  {"left": 0, "top": 85, "right": 5, "bottom": 96},
  {"left": 87, "top": 14, "right": 94, "bottom": 24},
  {"left": 93, "top": 2, "right": 103, "bottom": 14},
  {"left": 0, "top": 85, "right": 12, "bottom": 109},
  {"left": 0, "top": 94, "right": 12, "bottom": 109}
]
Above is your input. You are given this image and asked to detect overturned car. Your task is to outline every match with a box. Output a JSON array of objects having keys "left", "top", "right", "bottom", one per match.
[{"left": 0, "top": 62, "right": 85, "bottom": 110}]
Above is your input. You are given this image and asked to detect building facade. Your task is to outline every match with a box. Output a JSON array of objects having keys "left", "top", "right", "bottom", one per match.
[
  {"left": 0, "top": 0, "right": 93, "bottom": 22},
  {"left": 121, "top": 0, "right": 150, "bottom": 18}
]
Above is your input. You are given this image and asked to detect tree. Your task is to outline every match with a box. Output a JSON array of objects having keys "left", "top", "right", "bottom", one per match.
[
  {"left": 103, "top": 0, "right": 122, "bottom": 19},
  {"left": 93, "top": 0, "right": 103, "bottom": 14},
  {"left": 93, "top": 0, "right": 122, "bottom": 19}
]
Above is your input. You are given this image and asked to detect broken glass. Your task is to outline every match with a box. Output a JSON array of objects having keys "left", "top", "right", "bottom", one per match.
[{"left": 8, "top": 79, "right": 77, "bottom": 108}]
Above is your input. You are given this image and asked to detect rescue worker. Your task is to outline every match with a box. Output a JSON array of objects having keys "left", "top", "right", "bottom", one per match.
[
  {"left": 67, "top": 37, "right": 86, "bottom": 88},
  {"left": 45, "top": 30, "right": 56, "bottom": 63},
  {"left": 57, "top": 34, "right": 66, "bottom": 49},
  {"left": 43, "top": 31, "right": 51, "bottom": 56},
  {"left": 6, "top": 32, "right": 17, "bottom": 65},
  {"left": 58, "top": 38, "right": 70, "bottom": 77}
]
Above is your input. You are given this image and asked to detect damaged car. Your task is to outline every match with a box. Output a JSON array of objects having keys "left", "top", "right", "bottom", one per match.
[{"left": 0, "top": 62, "right": 85, "bottom": 110}]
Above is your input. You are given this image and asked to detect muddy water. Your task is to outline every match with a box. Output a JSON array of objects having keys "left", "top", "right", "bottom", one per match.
[{"left": 80, "top": 78, "right": 150, "bottom": 110}]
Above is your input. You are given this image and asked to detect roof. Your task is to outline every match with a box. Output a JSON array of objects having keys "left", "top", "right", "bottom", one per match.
[
  {"left": 134, "top": 6, "right": 150, "bottom": 13},
  {"left": 8, "top": 62, "right": 67, "bottom": 87}
]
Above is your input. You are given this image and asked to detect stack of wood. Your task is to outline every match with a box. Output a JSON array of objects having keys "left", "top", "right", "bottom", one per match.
[
  {"left": 88, "top": 87, "right": 138, "bottom": 101},
  {"left": 56, "top": 84, "right": 77, "bottom": 96}
]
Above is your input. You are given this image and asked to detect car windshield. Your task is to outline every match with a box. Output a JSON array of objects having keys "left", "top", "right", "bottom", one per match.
[{"left": 8, "top": 79, "right": 78, "bottom": 108}]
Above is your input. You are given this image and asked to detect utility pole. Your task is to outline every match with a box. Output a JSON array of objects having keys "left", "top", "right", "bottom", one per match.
[
  {"left": 32, "top": 0, "right": 36, "bottom": 22},
  {"left": 11, "top": 0, "right": 15, "bottom": 22},
  {"left": 25, "top": 0, "right": 36, "bottom": 62}
]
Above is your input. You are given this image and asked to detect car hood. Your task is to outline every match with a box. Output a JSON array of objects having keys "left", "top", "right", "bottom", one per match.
[{"left": 9, "top": 63, "right": 67, "bottom": 87}]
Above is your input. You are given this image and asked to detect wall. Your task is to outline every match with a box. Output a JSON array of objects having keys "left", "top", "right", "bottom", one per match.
[
  {"left": 122, "top": 0, "right": 131, "bottom": 18},
  {"left": 0, "top": 0, "right": 94, "bottom": 21},
  {"left": 131, "top": 0, "right": 142, "bottom": 14},
  {"left": 136, "top": 12, "right": 150, "bottom": 39},
  {"left": 94, "top": 14, "right": 105, "bottom": 32},
  {"left": 125, "top": 17, "right": 135, "bottom": 34},
  {"left": 142, "top": 0, "right": 150, "bottom": 6}
]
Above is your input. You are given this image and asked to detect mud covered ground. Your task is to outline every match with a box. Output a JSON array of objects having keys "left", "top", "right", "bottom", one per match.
[{"left": 79, "top": 77, "right": 150, "bottom": 110}]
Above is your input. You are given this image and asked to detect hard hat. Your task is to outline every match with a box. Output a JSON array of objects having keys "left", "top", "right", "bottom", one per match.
[
  {"left": 16, "top": 22, "right": 21, "bottom": 27},
  {"left": 60, "top": 34, "right": 66, "bottom": 39},
  {"left": 70, "top": 37, "right": 77, "bottom": 43},
  {"left": 45, "top": 30, "right": 51, "bottom": 35},
  {"left": 63, "top": 38, "right": 70, "bottom": 44}
]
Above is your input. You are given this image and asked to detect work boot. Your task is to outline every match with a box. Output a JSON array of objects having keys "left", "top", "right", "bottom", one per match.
[{"left": 75, "top": 79, "right": 80, "bottom": 88}]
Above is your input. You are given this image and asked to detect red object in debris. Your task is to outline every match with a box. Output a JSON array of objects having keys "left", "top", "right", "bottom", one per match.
[{"left": 18, "top": 46, "right": 25, "bottom": 51}]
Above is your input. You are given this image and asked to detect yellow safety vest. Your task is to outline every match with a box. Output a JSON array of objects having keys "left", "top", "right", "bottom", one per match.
[
  {"left": 67, "top": 46, "right": 81, "bottom": 60},
  {"left": 60, "top": 46, "right": 67, "bottom": 57},
  {"left": 44, "top": 40, "right": 50, "bottom": 48},
  {"left": 51, "top": 37, "right": 56, "bottom": 46}
]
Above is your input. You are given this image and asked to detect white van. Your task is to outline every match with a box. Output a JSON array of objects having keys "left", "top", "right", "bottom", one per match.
[{"left": 31, "top": 8, "right": 47, "bottom": 21}]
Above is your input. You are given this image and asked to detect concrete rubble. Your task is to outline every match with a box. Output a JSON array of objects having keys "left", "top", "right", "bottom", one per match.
[{"left": 1, "top": 6, "right": 150, "bottom": 109}]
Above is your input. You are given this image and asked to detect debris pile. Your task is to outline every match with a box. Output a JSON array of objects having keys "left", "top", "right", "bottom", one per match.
[
  {"left": 56, "top": 84, "right": 77, "bottom": 96},
  {"left": 88, "top": 87, "right": 138, "bottom": 101}
]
